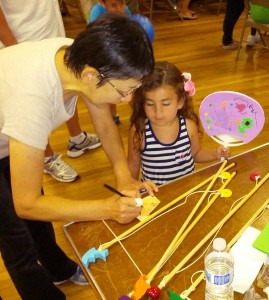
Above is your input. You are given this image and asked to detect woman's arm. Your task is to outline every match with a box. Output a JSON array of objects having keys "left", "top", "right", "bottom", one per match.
[{"left": 9, "top": 138, "right": 141, "bottom": 224}]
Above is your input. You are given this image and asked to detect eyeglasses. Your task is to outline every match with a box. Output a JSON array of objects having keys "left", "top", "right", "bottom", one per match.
[{"left": 100, "top": 73, "right": 142, "bottom": 98}]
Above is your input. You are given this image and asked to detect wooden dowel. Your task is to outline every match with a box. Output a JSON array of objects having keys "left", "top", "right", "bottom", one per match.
[
  {"left": 99, "top": 162, "right": 235, "bottom": 251},
  {"left": 181, "top": 196, "right": 269, "bottom": 298},
  {"left": 158, "top": 171, "right": 269, "bottom": 288},
  {"left": 147, "top": 167, "right": 235, "bottom": 282},
  {"left": 171, "top": 171, "right": 236, "bottom": 253}
]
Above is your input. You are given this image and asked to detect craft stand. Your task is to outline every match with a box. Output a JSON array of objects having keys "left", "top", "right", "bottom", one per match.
[{"left": 64, "top": 143, "right": 269, "bottom": 299}]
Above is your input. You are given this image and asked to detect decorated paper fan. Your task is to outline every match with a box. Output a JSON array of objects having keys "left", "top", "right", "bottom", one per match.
[{"left": 199, "top": 91, "right": 265, "bottom": 147}]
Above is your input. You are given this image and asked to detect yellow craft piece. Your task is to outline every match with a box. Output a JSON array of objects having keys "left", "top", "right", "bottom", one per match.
[
  {"left": 219, "top": 188, "right": 232, "bottom": 198},
  {"left": 131, "top": 274, "right": 151, "bottom": 300},
  {"left": 137, "top": 196, "right": 161, "bottom": 221},
  {"left": 219, "top": 171, "right": 231, "bottom": 179}
]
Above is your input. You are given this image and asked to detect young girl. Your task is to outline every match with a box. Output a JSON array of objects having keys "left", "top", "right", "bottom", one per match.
[{"left": 128, "top": 61, "right": 230, "bottom": 186}]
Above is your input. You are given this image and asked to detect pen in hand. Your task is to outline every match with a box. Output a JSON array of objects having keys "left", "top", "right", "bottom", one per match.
[
  {"left": 103, "top": 183, "right": 125, "bottom": 197},
  {"left": 103, "top": 183, "right": 143, "bottom": 207}
]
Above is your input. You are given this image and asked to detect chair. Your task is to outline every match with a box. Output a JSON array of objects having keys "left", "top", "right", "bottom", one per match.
[
  {"left": 204, "top": 0, "right": 225, "bottom": 15},
  {"left": 59, "top": 0, "right": 89, "bottom": 23},
  {"left": 236, "top": 0, "right": 269, "bottom": 60},
  {"left": 140, "top": 0, "right": 178, "bottom": 20}
]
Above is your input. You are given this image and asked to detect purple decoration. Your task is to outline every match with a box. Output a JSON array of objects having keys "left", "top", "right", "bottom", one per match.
[
  {"left": 199, "top": 91, "right": 265, "bottom": 145},
  {"left": 118, "top": 296, "right": 131, "bottom": 300}
]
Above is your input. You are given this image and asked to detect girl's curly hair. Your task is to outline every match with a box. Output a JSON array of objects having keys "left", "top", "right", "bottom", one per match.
[{"left": 130, "top": 61, "right": 202, "bottom": 153}]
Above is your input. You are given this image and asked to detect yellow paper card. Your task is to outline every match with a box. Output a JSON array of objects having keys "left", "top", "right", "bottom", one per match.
[{"left": 137, "top": 196, "right": 160, "bottom": 221}]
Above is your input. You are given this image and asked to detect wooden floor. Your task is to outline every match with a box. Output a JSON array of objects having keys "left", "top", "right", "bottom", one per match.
[{"left": 1, "top": 1, "right": 269, "bottom": 299}]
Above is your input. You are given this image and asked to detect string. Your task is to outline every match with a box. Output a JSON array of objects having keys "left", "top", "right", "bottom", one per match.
[
  {"left": 174, "top": 198, "right": 269, "bottom": 297},
  {"left": 100, "top": 173, "right": 232, "bottom": 284},
  {"left": 100, "top": 176, "right": 228, "bottom": 277},
  {"left": 102, "top": 220, "right": 143, "bottom": 275},
  {"left": 180, "top": 270, "right": 204, "bottom": 299},
  {"left": 151, "top": 181, "right": 231, "bottom": 277},
  {"left": 177, "top": 206, "right": 269, "bottom": 299},
  {"left": 101, "top": 189, "right": 224, "bottom": 283},
  {"left": 100, "top": 189, "right": 219, "bottom": 249}
]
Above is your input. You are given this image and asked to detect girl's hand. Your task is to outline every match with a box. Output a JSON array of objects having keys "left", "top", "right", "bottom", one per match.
[
  {"left": 216, "top": 146, "right": 231, "bottom": 160},
  {"left": 117, "top": 178, "right": 158, "bottom": 198}
]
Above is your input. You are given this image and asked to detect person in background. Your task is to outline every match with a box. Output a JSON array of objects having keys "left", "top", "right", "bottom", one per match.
[
  {"left": 177, "top": 0, "right": 198, "bottom": 20},
  {"left": 0, "top": 0, "right": 101, "bottom": 183},
  {"left": 125, "top": 0, "right": 140, "bottom": 14},
  {"left": 222, "top": 0, "right": 245, "bottom": 49},
  {"left": 128, "top": 61, "right": 230, "bottom": 186},
  {"left": 89, "top": 0, "right": 132, "bottom": 125},
  {"left": 245, "top": 1, "right": 269, "bottom": 46},
  {"left": 247, "top": 28, "right": 260, "bottom": 46},
  {"left": 0, "top": 13, "right": 156, "bottom": 300}
]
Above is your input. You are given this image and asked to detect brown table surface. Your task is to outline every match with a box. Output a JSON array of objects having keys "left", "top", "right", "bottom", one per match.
[{"left": 64, "top": 143, "right": 269, "bottom": 300}]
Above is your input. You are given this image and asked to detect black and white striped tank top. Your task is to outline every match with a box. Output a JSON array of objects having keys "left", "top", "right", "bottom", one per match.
[{"left": 141, "top": 116, "right": 195, "bottom": 186}]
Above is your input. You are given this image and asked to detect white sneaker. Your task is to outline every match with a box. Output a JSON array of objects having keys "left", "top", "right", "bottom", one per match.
[
  {"left": 44, "top": 154, "right": 79, "bottom": 182},
  {"left": 247, "top": 33, "right": 261, "bottom": 46},
  {"left": 67, "top": 131, "right": 101, "bottom": 158},
  {"left": 54, "top": 266, "right": 89, "bottom": 286}
]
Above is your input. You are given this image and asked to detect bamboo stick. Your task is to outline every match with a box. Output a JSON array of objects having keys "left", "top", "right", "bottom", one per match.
[
  {"left": 181, "top": 196, "right": 269, "bottom": 298},
  {"left": 99, "top": 162, "right": 235, "bottom": 251},
  {"left": 147, "top": 167, "right": 236, "bottom": 282},
  {"left": 158, "top": 171, "right": 269, "bottom": 288}
]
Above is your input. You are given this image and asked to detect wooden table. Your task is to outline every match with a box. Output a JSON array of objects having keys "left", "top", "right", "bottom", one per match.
[{"left": 64, "top": 143, "right": 269, "bottom": 299}]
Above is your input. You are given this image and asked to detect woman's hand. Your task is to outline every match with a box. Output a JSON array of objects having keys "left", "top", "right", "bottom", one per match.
[{"left": 105, "top": 195, "right": 142, "bottom": 224}]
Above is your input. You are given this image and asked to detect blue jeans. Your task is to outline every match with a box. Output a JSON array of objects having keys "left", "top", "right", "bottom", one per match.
[
  {"left": 0, "top": 157, "right": 78, "bottom": 300},
  {"left": 222, "top": 0, "right": 245, "bottom": 45}
]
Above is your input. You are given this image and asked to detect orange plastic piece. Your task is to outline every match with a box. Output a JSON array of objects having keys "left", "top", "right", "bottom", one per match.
[{"left": 131, "top": 274, "right": 151, "bottom": 300}]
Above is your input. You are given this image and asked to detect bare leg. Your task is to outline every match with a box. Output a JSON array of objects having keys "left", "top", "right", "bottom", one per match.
[
  {"left": 44, "top": 143, "right": 54, "bottom": 157},
  {"left": 180, "top": 0, "right": 190, "bottom": 14},
  {"left": 66, "top": 107, "right": 82, "bottom": 137},
  {"left": 44, "top": 107, "right": 83, "bottom": 158},
  {"left": 110, "top": 104, "right": 117, "bottom": 117},
  {"left": 177, "top": 0, "right": 197, "bottom": 18}
]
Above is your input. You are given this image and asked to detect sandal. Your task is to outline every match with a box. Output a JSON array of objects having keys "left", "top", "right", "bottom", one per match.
[
  {"left": 177, "top": 9, "right": 196, "bottom": 15},
  {"left": 178, "top": 13, "right": 198, "bottom": 20}
]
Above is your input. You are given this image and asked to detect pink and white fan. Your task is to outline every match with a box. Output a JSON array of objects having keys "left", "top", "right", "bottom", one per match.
[{"left": 199, "top": 91, "right": 265, "bottom": 148}]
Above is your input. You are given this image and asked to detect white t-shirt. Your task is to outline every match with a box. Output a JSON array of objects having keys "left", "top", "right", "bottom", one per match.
[
  {"left": 0, "top": 0, "right": 65, "bottom": 49},
  {"left": 0, "top": 38, "right": 77, "bottom": 159}
]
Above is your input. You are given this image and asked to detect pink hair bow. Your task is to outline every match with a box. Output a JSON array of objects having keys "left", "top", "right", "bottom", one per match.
[{"left": 182, "top": 72, "right": 196, "bottom": 96}]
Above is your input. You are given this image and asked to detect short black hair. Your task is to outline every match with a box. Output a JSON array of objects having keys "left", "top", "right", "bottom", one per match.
[{"left": 64, "top": 12, "right": 154, "bottom": 85}]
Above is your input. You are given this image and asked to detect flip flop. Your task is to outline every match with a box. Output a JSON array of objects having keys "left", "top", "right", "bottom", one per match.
[{"left": 177, "top": 9, "right": 196, "bottom": 15}]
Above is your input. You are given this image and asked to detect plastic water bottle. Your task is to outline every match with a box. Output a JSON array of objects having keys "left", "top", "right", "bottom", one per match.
[{"left": 204, "top": 237, "right": 234, "bottom": 300}]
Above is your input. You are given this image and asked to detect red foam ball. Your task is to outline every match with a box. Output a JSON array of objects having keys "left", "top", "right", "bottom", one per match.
[
  {"left": 146, "top": 286, "right": 161, "bottom": 299},
  {"left": 250, "top": 172, "right": 260, "bottom": 181}
]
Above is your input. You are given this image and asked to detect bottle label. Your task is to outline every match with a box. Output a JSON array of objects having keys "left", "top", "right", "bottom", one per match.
[{"left": 206, "top": 271, "right": 232, "bottom": 285}]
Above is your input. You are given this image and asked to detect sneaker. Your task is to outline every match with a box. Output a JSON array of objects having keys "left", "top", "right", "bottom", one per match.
[
  {"left": 247, "top": 33, "right": 261, "bottom": 46},
  {"left": 222, "top": 40, "right": 240, "bottom": 50},
  {"left": 54, "top": 266, "right": 89, "bottom": 286},
  {"left": 67, "top": 131, "right": 101, "bottom": 158},
  {"left": 113, "top": 114, "right": 121, "bottom": 125},
  {"left": 44, "top": 154, "right": 79, "bottom": 182}
]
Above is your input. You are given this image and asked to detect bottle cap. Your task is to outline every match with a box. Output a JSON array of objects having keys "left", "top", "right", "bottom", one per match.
[{"left": 213, "top": 238, "right": 226, "bottom": 251}]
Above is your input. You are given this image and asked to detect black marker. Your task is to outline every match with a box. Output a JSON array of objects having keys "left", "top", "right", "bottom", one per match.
[
  {"left": 103, "top": 183, "right": 143, "bottom": 207},
  {"left": 104, "top": 183, "right": 125, "bottom": 197}
]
